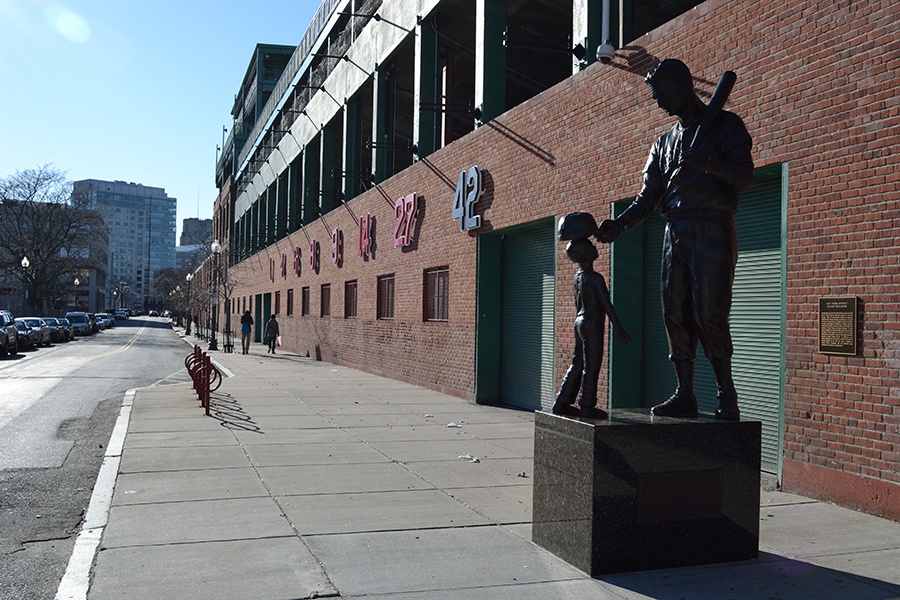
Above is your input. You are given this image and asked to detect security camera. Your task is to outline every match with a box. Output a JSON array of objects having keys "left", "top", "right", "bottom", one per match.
[{"left": 596, "top": 40, "right": 615, "bottom": 64}]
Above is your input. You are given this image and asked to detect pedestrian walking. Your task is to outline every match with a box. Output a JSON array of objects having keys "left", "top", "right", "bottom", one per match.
[
  {"left": 265, "top": 314, "right": 279, "bottom": 354},
  {"left": 240, "top": 310, "right": 253, "bottom": 354}
]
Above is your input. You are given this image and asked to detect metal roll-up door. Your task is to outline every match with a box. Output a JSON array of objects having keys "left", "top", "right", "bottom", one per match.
[
  {"left": 640, "top": 166, "right": 784, "bottom": 471},
  {"left": 499, "top": 222, "right": 556, "bottom": 411}
]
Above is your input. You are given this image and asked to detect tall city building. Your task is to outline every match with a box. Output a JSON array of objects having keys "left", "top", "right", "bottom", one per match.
[
  {"left": 74, "top": 179, "right": 176, "bottom": 312},
  {"left": 180, "top": 217, "right": 212, "bottom": 246}
]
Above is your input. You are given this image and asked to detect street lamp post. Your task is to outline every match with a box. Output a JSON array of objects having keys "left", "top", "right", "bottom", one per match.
[
  {"left": 185, "top": 273, "right": 194, "bottom": 335},
  {"left": 21, "top": 256, "right": 30, "bottom": 314},
  {"left": 208, "top": 240, "right": 221, "bottom": 351},
  {"left": 74, "top": 277, "right": 80, "bottom": 310}
]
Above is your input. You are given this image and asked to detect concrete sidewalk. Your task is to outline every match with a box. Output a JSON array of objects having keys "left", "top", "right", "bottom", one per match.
[{"left": 60, "top": 332, "right": 900, "bottom": 599}]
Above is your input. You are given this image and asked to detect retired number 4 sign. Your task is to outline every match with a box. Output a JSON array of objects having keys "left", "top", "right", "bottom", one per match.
[{"left": 452, "top": 165, "right": 482, "bottom": 231}]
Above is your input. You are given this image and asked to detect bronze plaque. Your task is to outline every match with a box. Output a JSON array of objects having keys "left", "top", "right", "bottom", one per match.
[
  {"left": 819, "top": 296, "right": 857, "bottom": 355},
  {"left": 638, "top": 470, "right": 722, "bottom": 523}
]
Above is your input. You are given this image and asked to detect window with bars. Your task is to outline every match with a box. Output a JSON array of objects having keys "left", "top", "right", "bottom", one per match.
[
  {"left": 344, "top": 280, "right": 358, "bottom": 318},
  {"left": 301, "top": 287, "right": 310, "bottom": 316},
  {"left": 320, "top": 284, "right": 331, "bottom": 317},
  {"left": 275, "top": 291, "right": 281, "bottom": 315},
  {"left": 377, "top": 274, "right": 395, "bottom": 320},
  {"left": 424, "top": 267, "right": 449, "bottom": 322},
  {"left": 287, "top": 288, "right": 294, "bottom": 316}
]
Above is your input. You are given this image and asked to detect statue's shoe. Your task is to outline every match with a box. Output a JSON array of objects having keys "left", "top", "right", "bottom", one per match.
[
  {"left": 715, "top": 390, "right": 740, "bottom": 421},
  {"left": 650, "top": 393, "right": 698, "bottom": 418},
  {"left": 578, "top": 405, "right": 608, "bottom": 420}
]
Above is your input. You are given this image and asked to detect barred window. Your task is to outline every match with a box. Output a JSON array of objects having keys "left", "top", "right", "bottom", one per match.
[
  {"left": 320, "top": 284, "right": 331, "bottom": 317},
  {"left": 274, "top": 291, "right": 281, "bottom": 315},
  {"left": 301, "top": 287, "right": 310, "bottom": 316},
  {"left": 286, "top": 288, "right": 294, "bottom": 316},
  {"left": 344, "top": 280, "right": 358, "bottom": 318},
  {"left": 424, "top": 267, "right": 449, "bottom": 322},
  {"left": 377, "top": 274, "right": 395, "bottom": 320}
]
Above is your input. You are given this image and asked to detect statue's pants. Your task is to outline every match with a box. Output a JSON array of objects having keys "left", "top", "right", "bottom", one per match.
[
  {"left": 557, "top": 315, "right": 605, "bottom": 406},
  {"left": 661, "top": 212, "right": 737, "bottom": 363}
]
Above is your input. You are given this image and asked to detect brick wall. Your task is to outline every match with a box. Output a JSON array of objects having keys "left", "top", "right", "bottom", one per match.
[{"left": 223, "top": 0, "right": 900, "bottom": 517}]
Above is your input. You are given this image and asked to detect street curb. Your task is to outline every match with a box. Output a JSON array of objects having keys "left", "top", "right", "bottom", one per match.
[{"left": 54, "top": 389, "right": 134, "bottom": 600}]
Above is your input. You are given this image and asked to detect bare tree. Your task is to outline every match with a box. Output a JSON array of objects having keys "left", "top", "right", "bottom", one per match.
[{"left": 0, "top": 165, "right": 107, "bottom": 313}]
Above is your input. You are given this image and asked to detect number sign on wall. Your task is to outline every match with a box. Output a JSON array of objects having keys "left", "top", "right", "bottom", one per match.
[
  {"left": 452, "top": 165, "right": 482, "bottom": 231},
  {"left": 394, "top": 193, "right": 417, "bottom": 247}
]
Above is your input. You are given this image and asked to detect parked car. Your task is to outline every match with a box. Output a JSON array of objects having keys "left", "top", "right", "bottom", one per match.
[
  {"left": 148, "top": 310, "right": 159, "bottom": 317},
  {"left": 42, "top": 317, "right": 61, "bottom": 342},
  {"left": 96, "top": 313, "right": 114, "bottom": 328},
  {"left": 21, "top": 317, "right": 51, "bottom": 347},
  {"left": 57, "top": 317, "right": 74, "bottom": 341},
  {"left": 86, "top": 313, "right": 100, "bottom": 333},
  {"left": 14, "top": 319, "right": 36, "bottom": 350},
  {"left": 65, "top": 312, "right": 89, "bottom": 336},
  {"left": 0, "top": 310, "right": 18, "bottom": 357},
  {"left": 114, "top": 310, "right": 127, "bottom": 321}
]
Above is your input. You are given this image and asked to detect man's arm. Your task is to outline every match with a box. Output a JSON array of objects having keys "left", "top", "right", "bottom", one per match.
[
  {"left": 680, "top": 112, "right": 754, "bottom": 189},
  {"left": 597, "top": 139, "right": 666, "bottom": 244}
]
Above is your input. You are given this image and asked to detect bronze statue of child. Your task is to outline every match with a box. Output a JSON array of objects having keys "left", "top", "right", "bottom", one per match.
[{"left": 553, "top": 236, "right": 630, "bottom": 419}]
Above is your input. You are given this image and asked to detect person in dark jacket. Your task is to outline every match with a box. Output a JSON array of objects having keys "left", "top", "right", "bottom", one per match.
[
  {"left": 265, "top": 314, "right": 279, "bottom": 354},
  {"left": 240, "top": 310, "right": 253, "bottom": 354}
]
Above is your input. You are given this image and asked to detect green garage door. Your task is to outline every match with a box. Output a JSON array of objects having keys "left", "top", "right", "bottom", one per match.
[
  {"left": 639, "top": 164, "right": 785, "bottom": 472},
  {"left": 498, "top": 221, "right": 557, "bottom": 411}
]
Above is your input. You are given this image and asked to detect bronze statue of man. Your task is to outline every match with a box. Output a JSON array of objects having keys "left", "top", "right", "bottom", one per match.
[{"left": 597, "top": 59, "right": 754, "bottom": 420}]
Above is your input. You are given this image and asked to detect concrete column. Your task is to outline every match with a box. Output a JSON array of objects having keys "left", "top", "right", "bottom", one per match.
[
  {"left": 302, "top": 141, "right": 320, "bottom": 224},
  {"left": 277, "top": 172, "right": 288, "bottom": 238},
  {"left": 287, "top": 159, "right": 301, "bottom": 234},
  {"left": 573, "top": 0, "right": 606, "bottom": 72},
  {"left": 414, "top": 13, "right": 438, "bottom": 157},
  {"left": 320, "top": 120, "right": 338, "bottom": 215},
  {"left": 250, "top": 203, "right": 259, "bottom": 253},
  {"left": 372, "top": 66, "right": 389, "bottom": 183},
  {"left": 475, "top": 0, "right": 506, "bottom": 123},
  {"left": 267, "top": 182, "right": 277, "bottom": 245},
  {"left": 343, "top": 99, "right": 361, "bottom": 201}
]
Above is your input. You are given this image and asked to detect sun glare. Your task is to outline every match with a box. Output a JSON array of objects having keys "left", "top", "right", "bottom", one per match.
[{"left": 45, "top": 3, "right": 91, "bottom": 44}]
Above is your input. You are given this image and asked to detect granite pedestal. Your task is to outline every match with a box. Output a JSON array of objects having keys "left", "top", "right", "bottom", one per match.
[{"left": 532, "top": 409, "right": 761, "bottom": 576}]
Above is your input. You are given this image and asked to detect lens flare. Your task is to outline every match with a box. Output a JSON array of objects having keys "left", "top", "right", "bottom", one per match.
[{"left": 45, "top": 4, "right": 91, "bottom": 44}]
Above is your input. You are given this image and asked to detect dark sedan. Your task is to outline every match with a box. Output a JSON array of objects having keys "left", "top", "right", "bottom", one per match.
[
  {"left": 14, "top": 319, "right": 37, "bottom": 350},
  {"left": 20, "top": 317, "right": 51, "bottom": 347}
]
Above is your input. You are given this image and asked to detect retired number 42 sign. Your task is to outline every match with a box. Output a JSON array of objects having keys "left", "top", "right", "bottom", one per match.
[{"left": 452, "top": 165, "right": 482, "bottom": 231}]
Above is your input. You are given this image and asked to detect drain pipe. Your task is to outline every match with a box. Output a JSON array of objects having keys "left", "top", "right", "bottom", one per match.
[{"left": 596, "top": 0, "right": 615, "bottom": 63}]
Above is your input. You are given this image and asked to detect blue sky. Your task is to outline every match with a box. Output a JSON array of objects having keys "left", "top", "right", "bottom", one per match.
[{"left": 0, "top": 0, "right": 318, "bottom": 241}]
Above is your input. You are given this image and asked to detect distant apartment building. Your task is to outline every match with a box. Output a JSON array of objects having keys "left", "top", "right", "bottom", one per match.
[
  {"left": 74, "top": 179, "right": 176, "bottom": 312},
  {"left": 180, "top": 217, "right": 212, "bottom": 246},
  {"left": 176, "top": 245, "right": 203, "bottom": 273}
]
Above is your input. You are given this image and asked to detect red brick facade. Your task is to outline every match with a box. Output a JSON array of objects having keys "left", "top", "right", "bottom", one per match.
[{"left": 216, "top": 0, "right": 900, "bottom": 519}]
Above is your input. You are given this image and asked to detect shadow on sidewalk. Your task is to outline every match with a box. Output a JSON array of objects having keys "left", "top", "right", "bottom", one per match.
[
  {"left": 604, "top": 552, "right": 900, "bottom": 599},
  {"left": 208, "top": 393, "right": 263, "bottom": 433}
]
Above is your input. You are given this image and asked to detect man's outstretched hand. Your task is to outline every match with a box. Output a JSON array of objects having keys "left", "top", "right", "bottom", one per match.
[{"left": 596, "top": 219, "right": 623, "bottom": 244}]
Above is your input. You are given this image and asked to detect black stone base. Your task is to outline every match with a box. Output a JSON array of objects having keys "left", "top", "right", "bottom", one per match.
[{"left": 532, "top": 409, "right": 761, "bottom": 576}]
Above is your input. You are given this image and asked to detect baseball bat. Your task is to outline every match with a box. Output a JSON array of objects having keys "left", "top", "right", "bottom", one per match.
[
  {"left": 662, "top": 70, "right": 737, "bottom": 197},
  {"left": 688, "top": 70, "right": 737, "bottom": 151}
]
